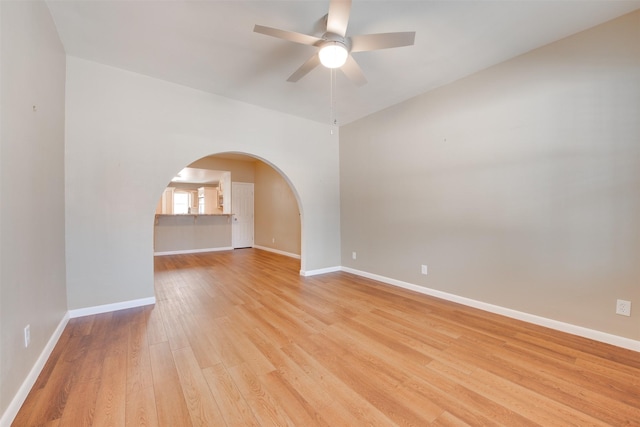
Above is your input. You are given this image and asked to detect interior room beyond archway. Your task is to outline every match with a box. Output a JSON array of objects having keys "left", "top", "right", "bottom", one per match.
[{"left": 153, "top": 153, "right": 302, "bottom": 262}]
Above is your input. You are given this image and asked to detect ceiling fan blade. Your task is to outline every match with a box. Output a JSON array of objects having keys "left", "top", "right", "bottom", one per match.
[
  {"left": 340, "top": 55, "right": 367, "bottom": 86},
  {"left": 350, "top": 32, "right": 416, "bottom": 53},
  {"left": 287, "top": 54, "right": 321, "bottom": 82},
  {"left": 254, "top": 24, "right": 321, "bottom": 46},
  {"left": 326, "top": 0, "right": 351, "bottom": 37}
]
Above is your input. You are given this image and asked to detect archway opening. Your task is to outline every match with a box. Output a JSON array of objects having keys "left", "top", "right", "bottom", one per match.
[{"left": 152, "top": 152, "right": 303, "bottom": 267}]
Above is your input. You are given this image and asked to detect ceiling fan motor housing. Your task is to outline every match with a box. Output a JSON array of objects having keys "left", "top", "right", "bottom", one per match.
[{"left": 320, "top": 32, "right": 351, "bottom": 51}]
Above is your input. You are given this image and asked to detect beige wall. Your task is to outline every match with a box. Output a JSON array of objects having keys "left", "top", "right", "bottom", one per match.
[
  {"left": 254, "top": 161, "right": 301, "bottom": 256},
  {"left": 65, "top": 56, "right": 341, "bottom": 310},
  {"left": 0, "top": 0, "right": 67, "bottom": 420},
  {"left": 340, "top": 11, "right": 640, "bottom": 340}
]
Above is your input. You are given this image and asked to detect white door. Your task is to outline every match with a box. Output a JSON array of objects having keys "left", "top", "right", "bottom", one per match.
[{"left": 231, "top": 182, "right": 254, "bottom": 248}]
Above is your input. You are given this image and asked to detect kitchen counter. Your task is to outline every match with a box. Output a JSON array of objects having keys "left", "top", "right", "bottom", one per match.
[{"left": 154, "top": 214, "right": 232, "bottom": 255}]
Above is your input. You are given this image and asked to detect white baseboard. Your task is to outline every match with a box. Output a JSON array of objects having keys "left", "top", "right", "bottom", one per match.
[
  {"left": 68, "top": 296, "right": 156, "bottom": 318},
  {"left": 340, "top": 266, "right": 640, "bottom": 352},
  {"left": 2, "top": 295, "right": 157, "bottom": 426},
  {"left": 0, "top": 312, "right": 70, "bottom": 427},
  {"left": 253, "top": 245, "right": 301, "bottom": 259},
  {"left": 300, "top": 266, "right": 341, "bottom": 276},
  {"left": 154, "top": 247, "right": 233, "bottom": 256}
]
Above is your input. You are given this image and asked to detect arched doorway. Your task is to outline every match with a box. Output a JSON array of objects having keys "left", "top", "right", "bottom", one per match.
[{"left": 153, "top": 152, "right": 303, "bottom": 266}]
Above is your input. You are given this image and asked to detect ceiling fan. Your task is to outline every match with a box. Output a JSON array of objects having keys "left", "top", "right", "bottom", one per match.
[{"left": 254, "top": 0, "right": 415, "bottom": 86}]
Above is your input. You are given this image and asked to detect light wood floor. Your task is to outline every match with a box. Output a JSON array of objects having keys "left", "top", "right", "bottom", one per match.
[{"left": 14, "top": 249, "right": 640, "bottom": 426}]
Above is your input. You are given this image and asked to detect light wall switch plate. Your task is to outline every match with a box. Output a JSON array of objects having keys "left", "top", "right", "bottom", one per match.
[
  {"left": 24, "top": 325, "right": 31, "bottom": 348},
  {"left": 616, "top": 299, "right": 631, "bottom": 316}
]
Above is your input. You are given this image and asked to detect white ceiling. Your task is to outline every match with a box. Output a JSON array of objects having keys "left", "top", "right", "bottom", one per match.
[
  {"left": 46, "top": 0, "right": 640, "bottom": 125},
  {"left": 171, "top": 167, "right": 224, "bottom": 184}
]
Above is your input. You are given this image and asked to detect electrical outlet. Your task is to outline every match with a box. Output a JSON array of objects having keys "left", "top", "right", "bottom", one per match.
[
  {"left": 352, "top": 251, "right": 357, "bottom": 260},
  {"left": 616, "top": 299, "right": 631, "bottom": 316},
  {"left": 24, "top": 325, "right": 30, "bottom": 348},
  {"left": 421, "top": 264, "right": 428, "bottom": 275},
  {"left": 272, "top": 237, "right": 275, "bottom": 244}
]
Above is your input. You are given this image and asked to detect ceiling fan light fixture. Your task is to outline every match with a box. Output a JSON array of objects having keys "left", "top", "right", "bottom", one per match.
[{"left": 319, "top": 41, "right": 348, "bottom": 69}]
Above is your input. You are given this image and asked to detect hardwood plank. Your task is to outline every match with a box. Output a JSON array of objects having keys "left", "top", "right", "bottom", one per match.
[
  {"left": 13, "top": 249, "right": 640, "bottom": 427},
  {"left": 259, "top": 370, "right": 331, "bottom": 426},
  {"left": 11, "top": 388, "right": 45, "bottom": 427},
  {"left": 432, "top": 358, "right": 609, "bottom": 426},
  {"left": 145, "top": 305, "right": 168, "bottom": 346},
  {"left": 574, "top": 356, "right": 640, "bottom": 387},
  {"left": 280, "top": 342, "right": 396, "bottom": 426},
  {"left": 244, "top": 328, "right": 334, "bottom": 410},
  {"left": 157, "top": 300, "right": 190, "bottom": 351},
  {"left": 149, "top": 342, "right": 193, "bottom": 427},
  {"left": 432, "top": 410, "right": 473, "bottom": 427},
  {"left": 92, "top": 353, "right": 127, "bottom": 427},
  {"left": 125, "top": 385, "right": 159, "bottom": 427},
  {"left": 202, "top": 363, "right": 260, "bottom": 426},
  {"left": 227, "top": 363, "right": 296, "bottom": 427},
  {"left": 297, "top": 332, "right": 438, "bottom": 426},
  {"left": 200, "top": 316, "right": 245, "bottom": 368},
  {"left": 403, "top": 369, "right": 534, "bottom": 426},
  {"left": 215, "top": 316, "right": 275, "bottom": 376},
  {"left": 57, "top": 372, "right": 101, "bottom": 426},
  {"left": 126, "top": 315, "right": 154, "bottom": 395},
  {"left": 178, "top": 311, "right": 223, "bottom": 369},
  {"left": 29, "top": 318, "right": 77, "bottom": 390},
  {"left": 16, "top": 330, "right": 89, "bottom": 425},
  {"left": 172, "top": 346, "right": 226, "bottom": 426},
  {"left": 230, "top": 303, "right": 292, "bottom": 348},
  {"left": 475, "top": 338, "right": 640, "bottom": 424}
]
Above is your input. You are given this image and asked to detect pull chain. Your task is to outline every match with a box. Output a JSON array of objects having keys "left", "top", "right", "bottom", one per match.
[{"left": 330, "top": 68, "right": 337, "bottom": 135}]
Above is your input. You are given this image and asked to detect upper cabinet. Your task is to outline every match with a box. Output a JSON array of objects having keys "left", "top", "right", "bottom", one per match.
[
  {"left": 218, "top": 171, "right": 231, "bottom": 214},
  {"left": 198, "top": 186, "right": 219, "bottom": 214}
]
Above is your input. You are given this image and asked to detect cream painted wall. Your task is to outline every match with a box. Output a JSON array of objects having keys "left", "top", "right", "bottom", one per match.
[
  {"left": 65, "top": 56, "right": 341, "bottom": 310},
  {"left": 255, "top": 160, "right": 302, "bottom": 256},
  {"left": 0, "top": 0, "right": 67, "bottom": 418},
  {"left": 341, "top": 11, "right": 640, "bottom": 340}
]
